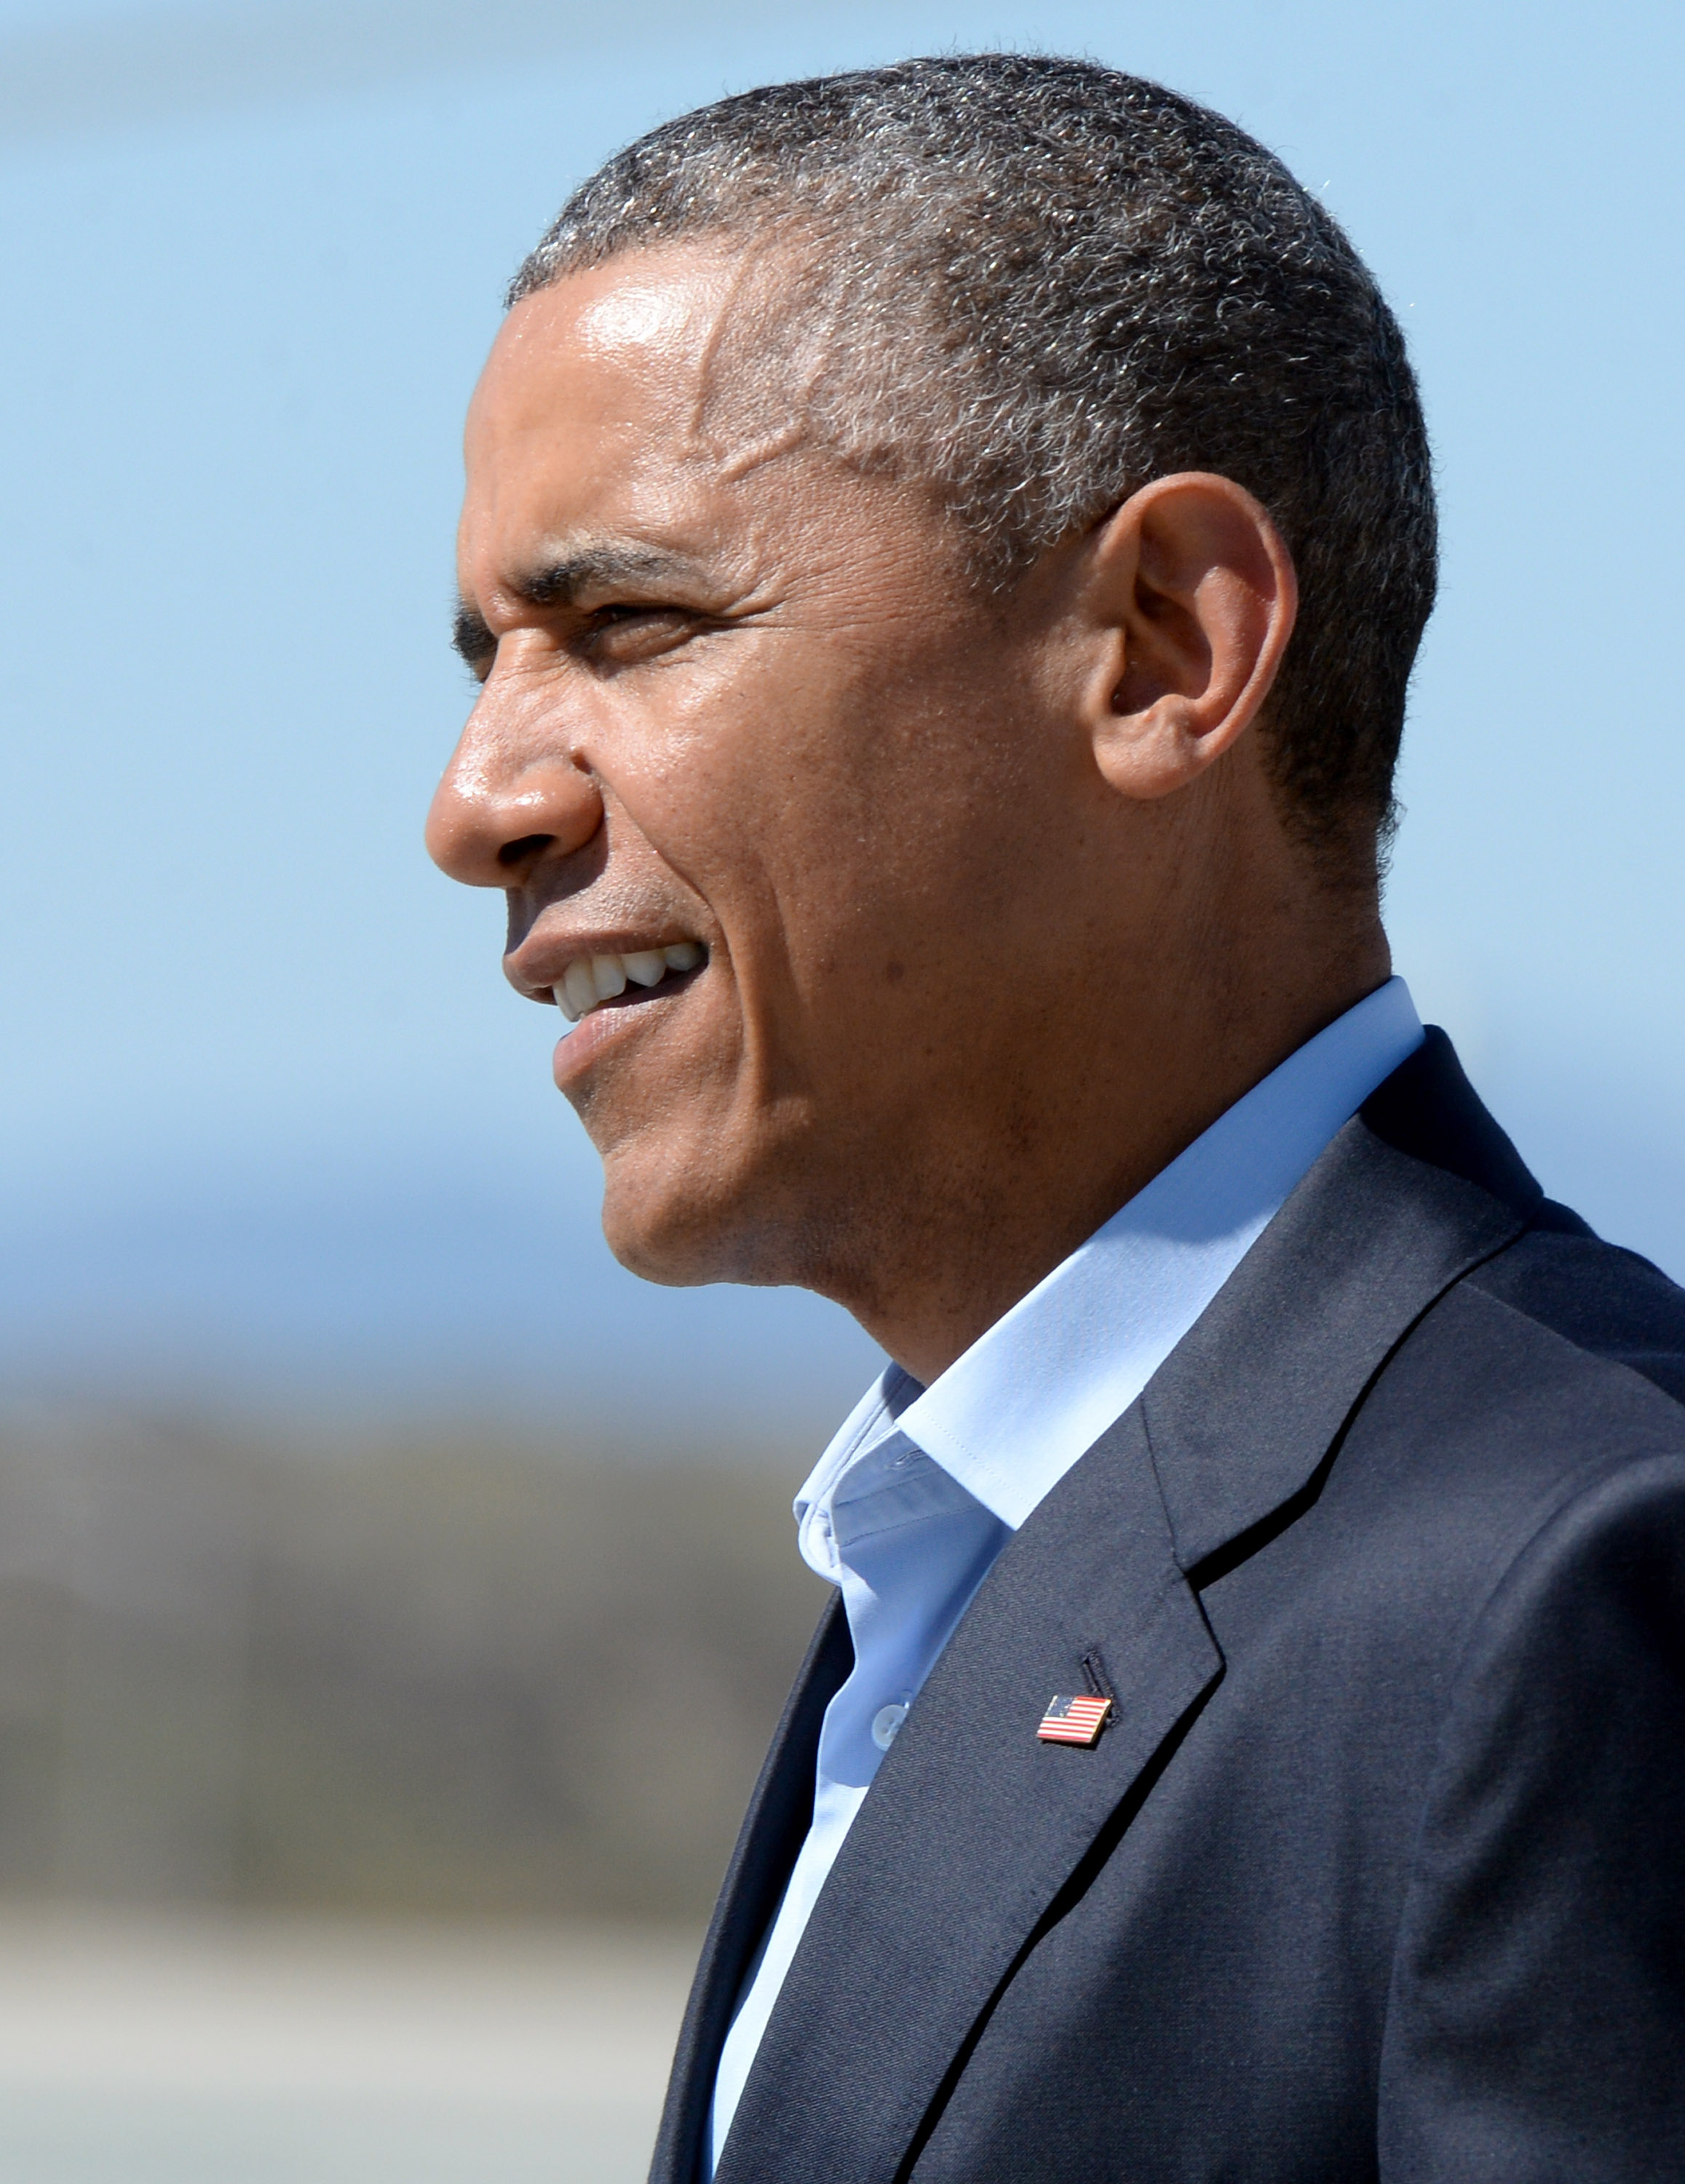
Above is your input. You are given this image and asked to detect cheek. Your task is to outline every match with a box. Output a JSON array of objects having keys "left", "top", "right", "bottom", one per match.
[
  {"left": 599, "top": 628, "right": 1053, "bottom": 1005},
  {"left": 592, "top": 668, "right": 871, "bottom": 942}
]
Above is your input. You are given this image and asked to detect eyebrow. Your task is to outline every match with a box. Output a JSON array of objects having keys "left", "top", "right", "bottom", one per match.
[
  {"left": 451, "top": 542, "right": 709, "bottom": 667},
  {"left": 451, "top": 600, "right": 495, "bottom": 668}
]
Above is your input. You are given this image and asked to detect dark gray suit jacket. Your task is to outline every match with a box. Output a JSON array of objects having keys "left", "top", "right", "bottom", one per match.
[{"left": 652, "top": 1032, "right": 1685, "bottom": 2182}]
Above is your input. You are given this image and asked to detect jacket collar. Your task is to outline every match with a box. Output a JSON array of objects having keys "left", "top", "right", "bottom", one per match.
[
  {"left": 1144, "top": 1027, "right": 1540, "bottom": 1569},
  {"left": 673, "top": 1029, "right": 1539, "bottom": 2184}
]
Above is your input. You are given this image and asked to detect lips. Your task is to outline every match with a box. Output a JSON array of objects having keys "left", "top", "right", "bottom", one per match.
[{"left": 552, "top": 940, "right": 705, "bottom": 1023}]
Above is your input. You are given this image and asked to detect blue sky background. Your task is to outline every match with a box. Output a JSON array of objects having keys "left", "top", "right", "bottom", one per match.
[{"left": 0, "top": 0, "right": 1681, "bottom": 1447}]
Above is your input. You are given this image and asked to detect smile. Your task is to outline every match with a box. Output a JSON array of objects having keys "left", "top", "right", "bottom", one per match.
[{"left": 553, "top": 941, "right": 705, "bottom": 1023}]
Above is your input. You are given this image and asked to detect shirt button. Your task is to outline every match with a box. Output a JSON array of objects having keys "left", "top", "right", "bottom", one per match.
[{"left": 871, "top": 1703, "right": 908, "bottom": 1752}]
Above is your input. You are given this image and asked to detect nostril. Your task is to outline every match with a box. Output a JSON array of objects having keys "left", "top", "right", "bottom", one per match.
[{"left": 496, "top": 833, "right": 552, "bottom": 871}]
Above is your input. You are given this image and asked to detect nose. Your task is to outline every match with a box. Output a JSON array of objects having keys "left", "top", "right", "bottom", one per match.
[{"left": 425, "top": 688, "right": 605, "bottom": 889}]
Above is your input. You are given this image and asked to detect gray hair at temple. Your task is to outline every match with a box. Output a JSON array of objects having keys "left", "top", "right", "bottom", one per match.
[{"left": 510, "top": 53, "right": 1438, "bottom": 885}]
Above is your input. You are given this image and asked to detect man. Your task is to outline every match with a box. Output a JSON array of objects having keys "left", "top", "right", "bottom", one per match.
[{"left": 427, "top": 55, "right": 1685, "bottom": 2183}]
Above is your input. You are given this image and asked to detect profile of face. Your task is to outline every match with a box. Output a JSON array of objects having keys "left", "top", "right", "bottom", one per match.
[{"left": 428, "top": 242, "right": 1303, "bottom": 1364}]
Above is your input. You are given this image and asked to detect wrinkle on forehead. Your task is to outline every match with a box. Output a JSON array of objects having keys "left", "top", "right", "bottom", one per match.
[
  {"left": 485, "top": 235, "right": 845, "bottom": 503},
  {"left": 686, "top": 238, "right": 830, "bottom": 470},
  {"left": 567, "top": 236, "right": 831, "bottom": 480}
]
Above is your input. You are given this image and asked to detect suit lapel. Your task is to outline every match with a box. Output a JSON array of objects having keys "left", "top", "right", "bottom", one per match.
[
  {"left": 715, "top": 1403, "right": 1219, "bottom": 2184},
  {"left": 704, "top": 1030, "right": 1542, "bottom": 2184},
  {"left": 649, "top": 1597, "right": 851, "bottom": 2184}
]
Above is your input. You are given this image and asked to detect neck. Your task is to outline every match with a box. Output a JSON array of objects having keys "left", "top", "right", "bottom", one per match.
[{"left": 836, "top": 904, "right": 1390, "bottom": 1386}]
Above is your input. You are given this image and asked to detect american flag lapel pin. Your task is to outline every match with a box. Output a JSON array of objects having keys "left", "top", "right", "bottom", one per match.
[{"left": 1037, "top": 1692, "right": 1113, "bottom": 1746}]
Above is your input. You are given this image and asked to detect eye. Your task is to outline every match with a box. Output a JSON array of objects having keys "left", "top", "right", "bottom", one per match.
[
  {"left": 590, "top": 602, "right": 673, "bottom": 628},
  {"left": 579, "top": 601, "right": 707, "bottom": 665}
]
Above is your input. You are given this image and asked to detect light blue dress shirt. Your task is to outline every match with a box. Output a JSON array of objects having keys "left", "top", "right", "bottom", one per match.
[{"left": 707, "top": 978, "right": 1424, "bottom": 2172}]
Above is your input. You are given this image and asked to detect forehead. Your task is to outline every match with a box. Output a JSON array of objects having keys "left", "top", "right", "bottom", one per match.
[
  {"left": 462, "top": 245, "right": 797, "bottom": 550},
  {"left": 472, "top": 249, "right": 732, "bottom": 442},
  {"left": 457, "top": 242, "right": 973, "bottom": 625}
]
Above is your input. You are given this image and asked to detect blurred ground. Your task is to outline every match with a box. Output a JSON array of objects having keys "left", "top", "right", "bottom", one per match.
[
  {"left": 0, "top": 1910, "right": 697, "bottom": 2182},
  {"left": 0, "top": 1402, "right": 828, "bottom": 1915},
  {"left": 0, "top": 1404, "right": 805, "bottom": 2174}
]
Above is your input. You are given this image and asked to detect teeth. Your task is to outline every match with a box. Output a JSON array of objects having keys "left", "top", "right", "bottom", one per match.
[
  {"left": 590, "top": 954, "right": 627, "bottom": 1000},
  {"left": 552, "top": 942, "right": 705, "bottom": 1026}
]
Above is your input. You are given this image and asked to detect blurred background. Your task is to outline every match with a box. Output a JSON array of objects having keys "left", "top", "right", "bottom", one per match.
[{"left": 0, "top": 0, "right": 1681, "bottom": 2176}]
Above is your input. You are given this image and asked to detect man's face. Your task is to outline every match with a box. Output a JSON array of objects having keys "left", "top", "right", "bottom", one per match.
[{"left": 429, "top": 245, "right": 1102, "bottom": 1298}]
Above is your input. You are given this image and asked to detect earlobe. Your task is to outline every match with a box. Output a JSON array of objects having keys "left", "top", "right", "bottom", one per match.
[{"left": 1081, "top": 472, "right": 1297, "bottom": 802}]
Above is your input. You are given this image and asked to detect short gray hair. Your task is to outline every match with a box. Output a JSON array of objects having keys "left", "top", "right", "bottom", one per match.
[{"left": 511, "top": 54, "right": 1437, "bottom": 882}]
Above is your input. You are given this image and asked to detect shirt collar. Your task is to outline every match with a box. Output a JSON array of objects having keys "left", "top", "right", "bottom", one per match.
[
  {"left": 792, "top": 1364, "right": 924, "bottom": 1581},
  {"left": 798, "top": 977, "right": 1424, "bottom": 1538}
]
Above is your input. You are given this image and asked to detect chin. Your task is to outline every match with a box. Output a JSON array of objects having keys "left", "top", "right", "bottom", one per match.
[
  {"left": 600, "top": 1158, "right": 767, "bottom": 1291},
  {"left": 600, "top": 1133, "right": 841, "bottom": 1293}
]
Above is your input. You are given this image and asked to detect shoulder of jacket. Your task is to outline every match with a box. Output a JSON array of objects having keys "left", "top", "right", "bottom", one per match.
[{"left": 1457, "top": 1208, "right": 1685, "bottom": 1415}]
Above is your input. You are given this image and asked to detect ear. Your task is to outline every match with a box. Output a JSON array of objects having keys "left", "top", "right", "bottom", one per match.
[{"left": 1075, "top": 472, "right": 1297, "bottom": 800}]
